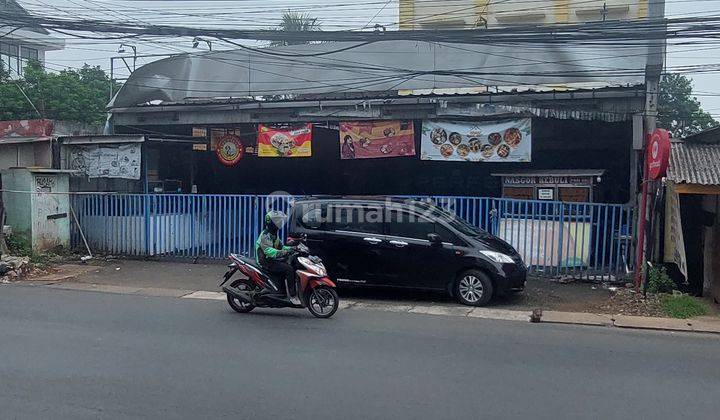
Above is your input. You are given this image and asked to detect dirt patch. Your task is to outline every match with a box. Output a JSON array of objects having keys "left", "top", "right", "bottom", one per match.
[{"left": 588, "top": 288, "right": 666, "bottom": 317}]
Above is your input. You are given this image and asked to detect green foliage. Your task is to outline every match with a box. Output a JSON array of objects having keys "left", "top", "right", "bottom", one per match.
[
  {"left": 658, "top": 73, "right": 718, "bottom": 138},
  {"left": 646, "top": 265, "right": 676, "bottom": 294},
  {"left": 662, "top": 294, "right": 709, "bottom": 319},
  {"left": 270, "top": 11, "right": 321, "bottom": 47},
  {"left": 0, "top": 61, "right": 119, "bottom": 124},
  {"left": 5, "top": 233, "right": 54, "bottom": 267},
  {"left": 6, "top": 233, "right": 32, "bottom": 257}
]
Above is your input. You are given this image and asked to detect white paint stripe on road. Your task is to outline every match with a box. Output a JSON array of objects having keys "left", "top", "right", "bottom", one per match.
[
  {"left": 181, "top": 291, "right": 226, "bottom": 301},
  {"left": 468, "top": 308, "right": 531, "bottom": 322}
]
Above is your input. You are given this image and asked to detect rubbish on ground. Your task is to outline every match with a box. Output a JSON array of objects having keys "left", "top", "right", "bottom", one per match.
[{"left": 530, "top": 309, "right": 542, "bottom": 323}]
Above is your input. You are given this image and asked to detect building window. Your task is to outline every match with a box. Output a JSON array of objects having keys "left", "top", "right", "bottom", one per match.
[
  {"left": 0, "top": 42, "right": 20, "bottom": 77},
  {"left": 20, "top": 46, "right": 39, "bottom": 75}
]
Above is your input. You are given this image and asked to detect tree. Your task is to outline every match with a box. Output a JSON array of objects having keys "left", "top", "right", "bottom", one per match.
[
  {"left": 270, "top": 11, "right": 321, "bottom": 47},
  {"left": 658, "top": 73, "right": 717, "bottom": 138},
  {"left": 0, "top": 61, "right": 118, "bottom": 124}
]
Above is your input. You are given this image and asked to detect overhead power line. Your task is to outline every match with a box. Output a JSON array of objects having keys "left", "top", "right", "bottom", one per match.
[{"left": 1, "top": 10, "right": 715, "bottom": 46}]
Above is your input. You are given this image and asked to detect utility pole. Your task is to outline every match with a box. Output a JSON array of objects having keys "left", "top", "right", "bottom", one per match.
[{"left": 635, "top": 0, "right": 667, "bottom": 290}]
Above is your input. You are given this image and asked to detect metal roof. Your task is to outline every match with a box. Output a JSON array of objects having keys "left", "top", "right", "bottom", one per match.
[
  {"left": 668, "top": 141, "right": 720, "bottom": 186},
  {"left": 109, "top": 41, "right": 648, "bottom": 109},
  {"left": 491, "top": 169, "right": 606, "bottom": 177}
]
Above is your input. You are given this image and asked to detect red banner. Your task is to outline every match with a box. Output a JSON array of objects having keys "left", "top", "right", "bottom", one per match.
[
  {"left": 257, "top": 124, "right": 312, "bottom": 158},
  {"left": 0, "top": 119, "right": 54, "bottom": 138},
  {"left": 339, "top": 121, "right": 415, "bottom": 159}
]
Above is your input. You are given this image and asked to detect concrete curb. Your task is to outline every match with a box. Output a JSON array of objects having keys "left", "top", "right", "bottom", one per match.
[{"left": 9, "top": 281, "right": 720, "bottom": 335}]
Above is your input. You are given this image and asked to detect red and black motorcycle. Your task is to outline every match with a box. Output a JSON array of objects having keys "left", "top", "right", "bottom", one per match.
[{"left": 219, "top": 241, "right": 339, "bottom": 318}]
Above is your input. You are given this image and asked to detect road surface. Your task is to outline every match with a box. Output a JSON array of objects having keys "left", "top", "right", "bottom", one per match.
[{"left": 1, "top": 284, "right": 718, "bottom": 419}]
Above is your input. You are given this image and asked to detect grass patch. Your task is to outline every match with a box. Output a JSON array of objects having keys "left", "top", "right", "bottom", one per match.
[{"left": 662, "top": 294, "right": 709, "bottom": 319}]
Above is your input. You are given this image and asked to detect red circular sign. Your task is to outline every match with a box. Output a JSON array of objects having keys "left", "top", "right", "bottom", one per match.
[
  {"left": 647, "top": 128, "right": 670, "bottom": 180},
  {"left": 216, "top": 134, "right": 244, "bottom": 166}
]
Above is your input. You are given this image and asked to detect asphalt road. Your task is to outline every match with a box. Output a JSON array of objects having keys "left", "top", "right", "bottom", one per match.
[{"left": 1, "top": 285, "right": 719, "bottom": 420}]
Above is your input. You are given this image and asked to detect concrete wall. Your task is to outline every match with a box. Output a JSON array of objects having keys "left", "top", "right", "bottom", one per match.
[
  {"left": 1, "top": 169, "right": 33, "bottom": 236},
  {"left": 400, "top": 0, "right": 648, "bottom": 29},
  {"left": 30, "top": 173, "right": 70, "bottom": 252},
  {"left": 1, "top": 169, "right": 70, "bottom": 252}
]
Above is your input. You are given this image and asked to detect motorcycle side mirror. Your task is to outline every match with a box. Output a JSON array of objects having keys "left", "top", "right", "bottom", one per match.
[{"left": 427, "top": 233, "right": 442, "bottom": 245}]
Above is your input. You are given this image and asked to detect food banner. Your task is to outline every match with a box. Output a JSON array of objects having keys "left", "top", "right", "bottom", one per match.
[
  {"left": 420, "top": 119, "right": 531, "bottom": 162},
  {"left": 339, "top": 121, "right": 415, "bottom": 159},
  {"left": 257, "top": 124, "right": 312, "bottom": 158}
]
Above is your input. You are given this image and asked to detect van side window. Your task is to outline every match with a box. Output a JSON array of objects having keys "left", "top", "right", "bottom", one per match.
[
  {"left": 325, "top": 205, "right": 383, "bottom": 234},
  {"left": 435, "top": 223, "right": 460, "bottom": 245},
  {"left": 386, "top": 210, "right": 435, "bottom": 240},
  {"left": 300, "top": 207, "right": 325, "bottom": 230},
  {"left": 387, "top": 210, "right": 460, "bottom": 244}
]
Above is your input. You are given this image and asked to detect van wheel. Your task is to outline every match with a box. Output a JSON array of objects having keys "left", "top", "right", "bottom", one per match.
[{"left": 455, "top": 270, "right": 493, "bottom": 306}]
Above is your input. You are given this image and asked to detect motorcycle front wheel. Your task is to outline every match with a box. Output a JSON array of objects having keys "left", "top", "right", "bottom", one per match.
[
  {"left": 306, "top": 287, "right": 339, "bottom": 319},
  {"left": 226, "top": 279, "right": 255, "bottom": 313}
]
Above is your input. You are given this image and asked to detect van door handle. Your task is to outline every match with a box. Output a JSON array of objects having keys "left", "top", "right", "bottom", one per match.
[
  {"left": 389, "top": 240, "right": 409, "bottom": 248},
  {"left": 363, "top": 237, "right": 382, "bottom": 244}
]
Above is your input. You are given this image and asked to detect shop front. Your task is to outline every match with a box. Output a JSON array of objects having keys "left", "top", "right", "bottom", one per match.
[{"left": 116, "top": 116, "right": 633, "bottom": 204}]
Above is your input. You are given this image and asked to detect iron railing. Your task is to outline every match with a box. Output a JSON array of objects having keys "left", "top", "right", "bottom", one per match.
[{"left": 70, "top": 194, "right": 633, "bottom": 280}]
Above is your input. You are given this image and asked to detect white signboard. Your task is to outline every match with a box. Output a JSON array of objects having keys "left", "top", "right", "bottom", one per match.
[
  {"left": 69, "top": 144, "right": 141, "bottom": 180},
  {"left": 498, "top": 218, "right": 591, "bottom": 267},
  {"left": 420, "top": 119, "right": 531, "bottom": 162},
  {"left": 664, "top": 182, "right": 687, "bottom": 279}
]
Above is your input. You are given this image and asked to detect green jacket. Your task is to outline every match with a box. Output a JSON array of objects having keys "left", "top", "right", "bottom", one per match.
[{"left": 255, "top": 229, "right": 292, "bottom": 266}]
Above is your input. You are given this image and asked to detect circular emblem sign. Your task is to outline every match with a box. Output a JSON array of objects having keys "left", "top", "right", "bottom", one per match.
[
  {"left": 647, "top": 128, "right": 670, "bottom": 180},
  {"left": 216, "top": 134, "right": 244, "bottom": 166}
]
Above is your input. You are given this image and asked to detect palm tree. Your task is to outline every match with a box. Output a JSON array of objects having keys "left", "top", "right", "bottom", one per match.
[{"left": 270, "top": 11, "right": 321, "bottom": 47}]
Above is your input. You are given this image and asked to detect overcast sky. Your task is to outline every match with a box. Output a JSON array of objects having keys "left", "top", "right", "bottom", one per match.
[{"left": 17, "top": 0, "right": 720, "bottom": 115}]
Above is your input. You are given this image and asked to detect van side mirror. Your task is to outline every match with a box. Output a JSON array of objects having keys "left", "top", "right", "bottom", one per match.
[{"left": 427, "top": 233, "right": 442, "bottom": 245}]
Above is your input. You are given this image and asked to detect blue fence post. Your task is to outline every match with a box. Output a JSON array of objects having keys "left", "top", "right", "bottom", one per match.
[
  {"left": 557, "top": 202, "right": 565, "bottom": 277},
  {"left": 144, "top": 194, "right": 151, "bottom": 256}
]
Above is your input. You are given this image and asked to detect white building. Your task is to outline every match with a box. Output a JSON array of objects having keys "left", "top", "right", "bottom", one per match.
[{"left": 0, "top": 0, "right": 64, "bottom": 77}]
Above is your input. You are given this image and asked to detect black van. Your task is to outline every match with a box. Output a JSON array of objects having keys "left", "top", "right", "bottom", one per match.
[{"left": 288, "top": 197, "right": 526, "bottom": 306}]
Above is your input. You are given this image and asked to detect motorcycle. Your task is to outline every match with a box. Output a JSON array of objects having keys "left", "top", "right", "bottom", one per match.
[{"left": 219, "top": 240, "right": 340, "bottom": 318}]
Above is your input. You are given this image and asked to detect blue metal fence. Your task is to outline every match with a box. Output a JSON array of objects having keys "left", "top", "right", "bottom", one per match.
[{"left": 70, "top": 194, "right": 633, "bottom": 280}]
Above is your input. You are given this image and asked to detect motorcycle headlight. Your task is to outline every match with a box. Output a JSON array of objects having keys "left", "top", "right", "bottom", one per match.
[{"left": 480, "top": 250, "right": 515, "bottom": 264}]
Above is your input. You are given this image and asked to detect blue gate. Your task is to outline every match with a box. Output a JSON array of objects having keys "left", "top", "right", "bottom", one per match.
[{"left": 70, "top": 194, "right": 633, "bottom": 280}]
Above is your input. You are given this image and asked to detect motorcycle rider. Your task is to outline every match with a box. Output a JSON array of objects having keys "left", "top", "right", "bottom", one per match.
[{"left": 255, "top": 210, "right": 301, "bottom": 305}]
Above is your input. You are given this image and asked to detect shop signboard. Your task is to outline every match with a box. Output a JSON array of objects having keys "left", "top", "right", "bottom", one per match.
[
  {"left": 647, "top": 128, "right": 670, "bottom": 180},
  {"left": 420, "top": 119, "right": 531, "bottom": 162},
  {"left": 215, "top": 134, "right": 244, "bottom": 166},
  {"left": 257, "top": 124, "right": 312, "bottom": 158},
  {"left": 339, "top": 120, "right": 415, "bottom": 159}
]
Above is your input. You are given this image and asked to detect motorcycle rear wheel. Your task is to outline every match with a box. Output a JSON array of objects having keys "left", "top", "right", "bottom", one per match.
[
  {"left": 227, "top": 280, "right": 255, "bottom": 313},
  {"left": 306, "top": 287, "right": 339, "bottom": 319}
]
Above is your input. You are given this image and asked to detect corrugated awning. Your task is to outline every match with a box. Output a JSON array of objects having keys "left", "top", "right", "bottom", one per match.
[
  {"left": 60, "top": 135, "right": 145, "bottom": 145},
  {"left": 492, "top": 169, "right": 605, "bottom": 177},
  {"left": 668, "top": 141, "right": 720, "bottom": 186},
  {"left": 0, "top": 136, "right": 52, "bottom": 144}
]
